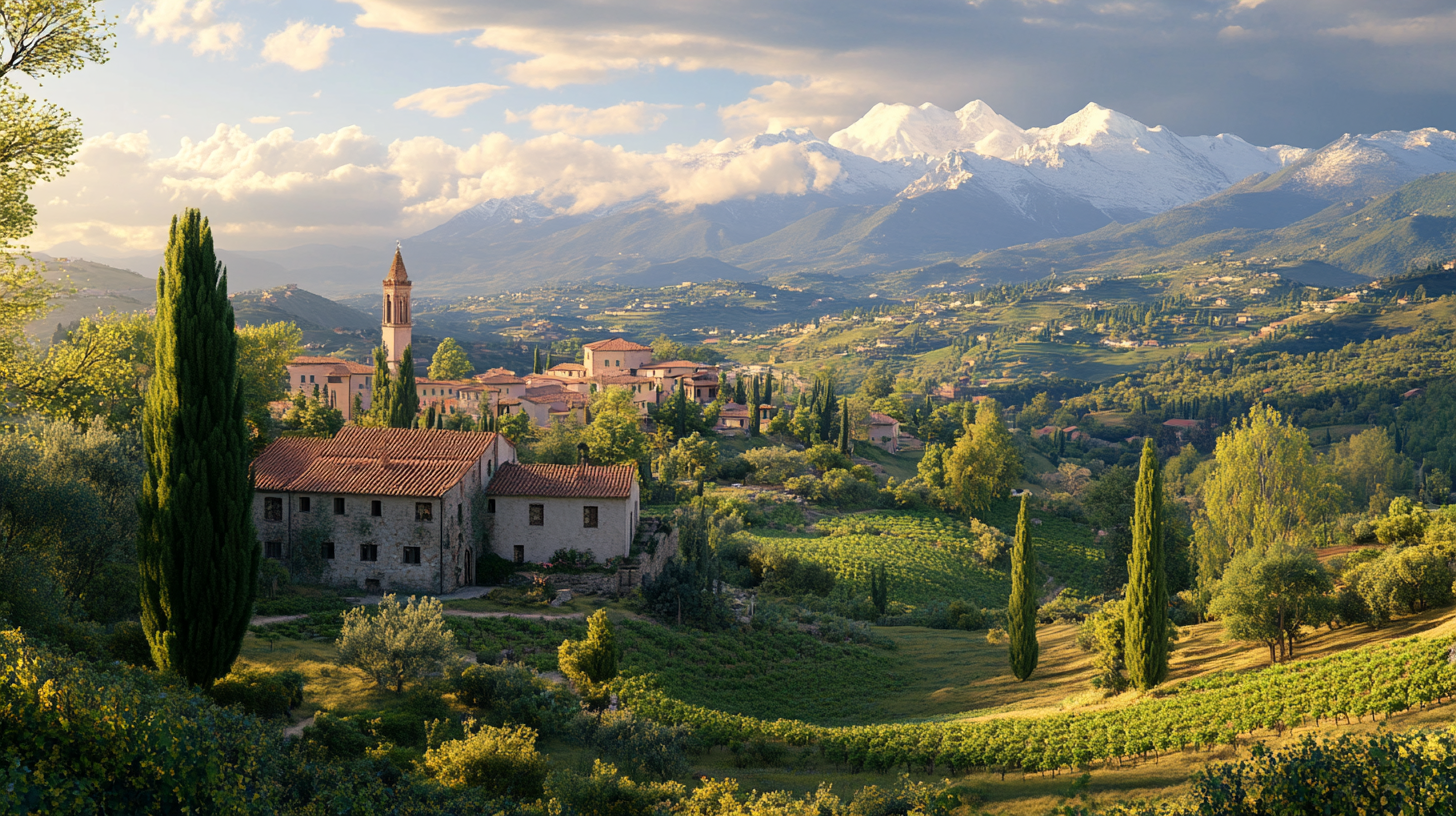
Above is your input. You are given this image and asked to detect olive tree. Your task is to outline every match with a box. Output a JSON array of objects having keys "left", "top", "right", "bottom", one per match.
[{"left": 336, "top": 594, "right": 457, "bottom": 693}]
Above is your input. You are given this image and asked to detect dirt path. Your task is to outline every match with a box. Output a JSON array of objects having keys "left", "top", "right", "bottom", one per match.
[
  {"left": 283, "top": 715, "right": 314, "bottom": 739},
  {"left": 443, "top": 609, "right": 587, "bottom": 620},
  {"left": 251, "top": 614, "right": 309, "bottom": 626}
]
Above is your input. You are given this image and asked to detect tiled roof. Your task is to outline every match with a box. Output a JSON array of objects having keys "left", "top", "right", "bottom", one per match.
[
  {"left": 719, "top": 402, "right": 749, "bottom": 417},
  {"left": 475, "top": 373, "right": 526, "bottom": 385},
  {"left": 486, "top": 462, "right": 635, "bottom": 499},
  {"left": 548, "top": 363, "right": 587, "bottom": 371},
  {"left": 386, "top": 247, "right": 409, "bottom": 283},
  {"left": 594, "top": 374, "right": 651, "bottom": 385},
  {"left": 584, "top": 338, "right": 651, "bottom": 351},
  {"left": 336, "top": 361, "right": 373, "bottom": 375},
  {"left": 869, "top": 412, "right": 898, "bottom": 425},
  {"left": 291, "top": 356, "right": 347, "bottom": 365},
  {"left": 637, "top": 360, "right": 699, "bottom": 369},
  {"left": 253, "top": 438, "right": 331, "bottom": 491},
  {"left": 253, "top": 427, "right": 505, "bottom": 498}
]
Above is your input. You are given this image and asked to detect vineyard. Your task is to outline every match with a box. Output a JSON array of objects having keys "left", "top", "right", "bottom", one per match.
[
  {"left": 618, "top": 634, "right": 1456, "bottom": 776},
  {"left": 745, "top": 507, "right": 1103, "bottom": 608}
]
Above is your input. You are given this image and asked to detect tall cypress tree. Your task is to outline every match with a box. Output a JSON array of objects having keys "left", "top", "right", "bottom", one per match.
[
  {"left": 1008, "top": 493, "right": 1039, "bottom": 681},
  {"left": 1125, "top": 437, "right": 1169, "bottom": 690},
  {"left": 764, "top": 369, "right": 774, "bottom": 404},
  {"left": 838, "top": 401, "right": 851, "bottom": 454},
  {"left": 370, "top": 345, "right": 392, "bottom": 425},
  {"left": 389, "top": 345, "right": 420, "bottom": 427},
  {"left": 748, "top": 377, "right": 761, "bottom": 437},
  {"left": 137, "top": 209, "right": 258, "bottom": 688},
  {"left": 533, "top": 346, "right": 542, "bottom": 374},
  {"left": 673, "top": 379, "right": 687, "bottom": 439}
]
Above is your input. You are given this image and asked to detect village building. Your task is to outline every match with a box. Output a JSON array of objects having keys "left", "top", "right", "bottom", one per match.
[
  {"left": 285, "top": 356, "right": 374, "bottom": 420},
  {"left": 484, "top": 462, "right": 640, "bottom": 565},
  {"left": 251, "top": 427, "right": 516, "bottom": 594},
  {"left": 868, "top": 412, "right": 901, "bottom": 453}
]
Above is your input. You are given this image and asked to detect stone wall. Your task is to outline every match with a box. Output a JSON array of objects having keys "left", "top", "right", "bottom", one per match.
[{"left": 531, "top": 519, "right": 679, "bottom": 598}]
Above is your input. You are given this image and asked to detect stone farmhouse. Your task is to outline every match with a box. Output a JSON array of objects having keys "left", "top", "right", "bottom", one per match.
[{"left": 251, "top": 426, "right": 641, "bottom": 591}]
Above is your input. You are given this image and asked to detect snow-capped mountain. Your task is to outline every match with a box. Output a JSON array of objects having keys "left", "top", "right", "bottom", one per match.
[{"left": 393, "top": 101, "right": 1456, "bottom": 294}]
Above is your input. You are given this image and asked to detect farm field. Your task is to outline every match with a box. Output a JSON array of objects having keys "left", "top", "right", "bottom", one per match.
[{"left": 744, "top": 506, "right": 1103, "bottom": 609}]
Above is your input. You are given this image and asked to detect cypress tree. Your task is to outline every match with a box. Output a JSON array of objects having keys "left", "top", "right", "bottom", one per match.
[
  {"left": 370, "top": 346, "right": 392, "bottom": 424},
  {"left": 764, "top": 369, "right": 774, "bottom": 404},
  {"left": 748, "top": 377, "right": 761, "bottom": 437},
  {"left": 424, "top": 404, "right": 436, "bottom": 430},
  {"left": 1124, "top": 437, "right": 1169, "bottom": 690},
  {"left": 533, "top": 346, "right": 542, "bottom": 374},
  {"left": 838, "top": 401, "right": 851, "bottom": 454},
  {"left": 1007, "top": 493, "right": 1039, "bottom": 681},
  {"left": 734, "top": 376, "right": 746, "bottom": 405},
  {"left": 137, "top": 209, "right": 258, "bottom": 688},
  {"left": 389, "top": 345, "right": 420, "bottom": 428},
  {"left": 673, "top": 380, "right": 687, "bottom": 439}
]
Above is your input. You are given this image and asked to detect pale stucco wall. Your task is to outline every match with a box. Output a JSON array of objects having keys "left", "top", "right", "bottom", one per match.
[{"left": 487, "top": 481, "right": 638, "bottom": 565}]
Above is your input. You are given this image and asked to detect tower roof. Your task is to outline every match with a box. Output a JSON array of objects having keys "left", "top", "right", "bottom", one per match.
[{"left": 386, "top": 246, "right": 410, "bottom": 283}]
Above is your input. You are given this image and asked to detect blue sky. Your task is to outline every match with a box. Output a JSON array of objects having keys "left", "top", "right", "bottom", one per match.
[{"left": 24, "top": 0, "right": 1456, "bottom": 253}]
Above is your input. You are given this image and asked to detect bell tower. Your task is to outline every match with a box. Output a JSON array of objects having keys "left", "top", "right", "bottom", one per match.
[{"left": 382, "top": 244, "right": 412, "bottom": 372}]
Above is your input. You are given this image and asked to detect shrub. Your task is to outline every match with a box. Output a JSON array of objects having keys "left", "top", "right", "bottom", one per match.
[
  {"left": 588, "top": 711, "right": 692, "bottom": 781},
  {"left": 544, "top": 760, "right": 686, "bottom": 816},
  {"left": 559, "top": 609, "right": 619, "bottom": 703},
  {"left": 741, "top": 446, "right": 808, "bottom": 484},
  {"left": 548, "top": 548, "right": 596, "bottom": 571},
  {"left": 729, "top": 737, "right": 788, "bottom": 768},
  {"left": 986, "top": 627, "right": 1008, "bottom": 644},
  {"left": 477, "top": 552, "right": 517, "bottom": 585},
  {"left": 805, "top": 443, "right": 851, "bottom": 473},
  {"left": 422, "top": 723, "right": 547, "bottom": 797},
  {"left": 451, "top": 663, "right": 579, "bottom": 736},
  {"left": 749, "top": 549, "right": 836, "bottom": 597},
  {"left": 1038, "top": 589, "right": 1096, "bottom": 624},
  {"left": 945, "top": 600, "right": 985, "bottom": 630},
  {"left": 336, "top": 594, "right": 457, "bottom": 693},
  {"left": 371, "top": 688, "right": 455, "bottom": 748},
  {"left": 106, "top": 620, "right": 152, "bottom": 667},
  {"left": 717, "top": 455, "right": 752, "bottom": 482},
  {"left": 207, "top": 668, "right": 305, "bottom": 719},
  {"left": 300, "top": 710, "right": 372, "bottom": 758}
]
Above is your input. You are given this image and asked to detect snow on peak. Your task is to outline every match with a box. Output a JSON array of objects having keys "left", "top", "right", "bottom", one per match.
[{"left": 1025, "top": 102, "right": 1153, "bottom": 148}]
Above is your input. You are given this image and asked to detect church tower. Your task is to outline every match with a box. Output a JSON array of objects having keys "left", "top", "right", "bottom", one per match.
[{"left": 382, "top": 245, "right": 412, "bottom": 372}]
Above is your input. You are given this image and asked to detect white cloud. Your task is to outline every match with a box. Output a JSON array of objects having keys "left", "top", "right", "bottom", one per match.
[
  {"left": 250, "top": 115, "right": 281, "bottom": 124},
  {"left": 29, "top": 124, "right": 844, "bottom": 251},
  {"left": 129, "top": 0, "right": 243, "bottom": 56},
  {"left": 261, "top": 20, "right": 345, "bottom": 71},
  {"left": 395, "top": 83, "right": 510, "bottom": 118},
  {"left": 505, "top": 102, "right": 679, "bottom": 135}
]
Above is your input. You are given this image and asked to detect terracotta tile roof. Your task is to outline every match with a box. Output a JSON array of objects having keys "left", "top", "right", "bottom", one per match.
[
  {"left": 486, "top": 462, "right": 635, "bottom": 499},
  {"left": 498, "top": 397, "right": 522, "bottom": 406},
  {"left": 637, "top": 360, "right": 700, "bottom": 369},
  {"left": 386, "top": 247, "right": 410, "bottom": 283},
  {"left": 869, "top": 412, "right": 899, "bottom": 425},
  {"left": 475, "top": 373, "right": 526, "bottom": 385},
  {"left": 291, "top": 356, "right": 347, "bottom": 365},
  {"left": 719, "top": 402, "right": 749, "bottom": 418},
  {"left": 336, "top": 361, "right": 373, "bottom": 375},
  {"left": 584, "top": 338, "right": 651, "bottom": 351},
  {"left": 594, "top": 374, "right": 652, "bottom": 385},
  {"left": 253, "top": 438, "right": 331, "bottom": 491},
  {"left": 253, "top": 427, "right": 507, "bottom": 498},
  {"left": 548, "top": 363, "right": 587, "bottom": 371}
]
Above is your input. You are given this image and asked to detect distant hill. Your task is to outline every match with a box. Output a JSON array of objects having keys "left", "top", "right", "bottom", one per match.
[
  {"left": 24, "top": 256, "right": 156, "bottom": 340},
  {"left": 229, "top": 286, "right": 378, "bottom": 358}
]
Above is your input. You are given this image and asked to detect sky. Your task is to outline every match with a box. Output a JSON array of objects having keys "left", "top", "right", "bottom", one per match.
[{"left": 21, "top": 0, "right": 1456, "bottom": 254}]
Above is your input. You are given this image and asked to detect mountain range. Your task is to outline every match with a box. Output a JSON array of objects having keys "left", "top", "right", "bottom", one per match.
[{"left": 47, "top": 102, "right": 1456, "bottom": 296}]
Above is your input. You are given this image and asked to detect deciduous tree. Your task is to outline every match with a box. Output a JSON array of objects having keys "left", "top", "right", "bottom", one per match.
[{"left": 428, "top": 337, "right": 473, "bottom": 380}]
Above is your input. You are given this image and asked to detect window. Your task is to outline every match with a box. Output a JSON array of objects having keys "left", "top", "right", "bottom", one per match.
[
  {"left": 360, "top": 544, "right": 378, "bottom": 562},
  {"left": 583, "top": 506, "right": 599, "bottom": 528},
  {"left": 416, "top": 502, "right": 433, "bottom": 522},
  {"left": 513, "top": 545, "right": 525, "bottom": 564},
  {"left": 321, "top": 541, "right": 335, "bottom": 560},
  {"left": 298, "top": 496, "right": 311, "bottom": 513},
  {"left": 403, "top": 547, "right": 421, "bottom": 565},
  {"left": 263, "top": 497, "right": 282, "bottom": 521},
  {"left": 264, "top": 540, "right": 283, "bottom": 559},
  {"left": 309, "top": 375, "right": 315, "bottom": 383},
  {"left": 371, "top": 500, "right": 382, "bottom": 517},
  {"left": 488, "top": 461, "right": 494, "bottom": 476},
  {"left": 487, "top": 499, "right": 496, "bottom": 513},
  {"left": 333, "top": 497, "right": 345, "bottom": 515},
  {"left": 529, "top": 504, "right": 544, "bottom": 526},
  {"left": 457, "top": 503, "right": 463, "bottom": 523}
]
